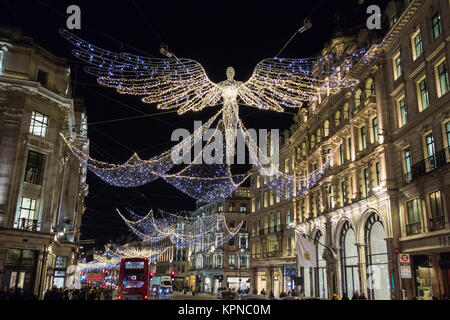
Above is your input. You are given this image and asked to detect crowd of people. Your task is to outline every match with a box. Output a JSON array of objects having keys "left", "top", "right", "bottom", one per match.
[
  {"left": 43, "top": 285, "right": 116, "bottom": 300},
  {"left": 0, "top": 285, "right": 117, "bottom": 300},
  {"left": 0, "top": 287, "right": 38, "bottom": 300}
]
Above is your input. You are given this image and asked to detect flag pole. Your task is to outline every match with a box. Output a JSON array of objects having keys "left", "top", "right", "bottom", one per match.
[{"left": 293, "top": 225, "right": 337, "bottom": 255}]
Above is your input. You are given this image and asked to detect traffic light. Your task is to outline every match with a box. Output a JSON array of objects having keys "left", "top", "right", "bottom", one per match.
[
  {"left": 149, "top": 272, "right": 154, "bottom": 279},
  {"left": 171, "top": 270, "right": 175, "bottom": 279}
]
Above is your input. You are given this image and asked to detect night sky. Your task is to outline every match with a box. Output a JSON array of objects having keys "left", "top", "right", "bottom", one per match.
[{"left": 1, "top": 0, "right": 390, "bottom": 247}]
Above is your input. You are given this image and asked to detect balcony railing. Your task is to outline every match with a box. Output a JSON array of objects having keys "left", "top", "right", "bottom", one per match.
[
  {"left": 16, "top": 218, "right": 39, "bottom": 232},
  {"left": 406, "top": 222, "right": 422, "bottom": 236},
  {"left": 266, "top": 251, "right": 281, "bottom": 258},
  {"left": 429, "top": 216, "right": 446, "bottom": 231},
  {"left": 409, "top": 147, "right": 449, "bottom": 182}
]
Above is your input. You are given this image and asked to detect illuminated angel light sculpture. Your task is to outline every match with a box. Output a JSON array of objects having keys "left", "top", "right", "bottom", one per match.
[
  {"left": 60, "top": 29, "right": 359, "bottom": 153},
  {"left": 59, "top": 29, "right": 362, "bottom": 201}
]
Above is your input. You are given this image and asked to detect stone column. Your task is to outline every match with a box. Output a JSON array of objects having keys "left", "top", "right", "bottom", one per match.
[{"left": 356, "top": 243, "right": 367, "bottom": 296}]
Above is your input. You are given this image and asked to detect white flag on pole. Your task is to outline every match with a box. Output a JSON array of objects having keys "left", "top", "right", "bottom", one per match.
[{"left": 295, "top": 229, "right": 317, "bottom": 268}]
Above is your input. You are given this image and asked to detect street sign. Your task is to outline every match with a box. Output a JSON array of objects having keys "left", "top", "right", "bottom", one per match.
[
  {"left": 86, "top": 273, "right": 104, "bottom": 282},
  {"left": 393, "top": 248, "right": 400, "bottom": 254},
  {"left": 399, "top": 253, "right": 410, "bottom": 264},
  {"left": 47, "top": 268, "right": 54, "bottom": 276},
  {"left": 400, "top": 265, "right": 412, "bottom": 278}
]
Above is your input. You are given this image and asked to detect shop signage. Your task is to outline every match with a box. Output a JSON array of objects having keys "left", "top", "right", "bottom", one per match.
[
  {"left": 393, "top": 248, "right": 400, "bottom": 254},
  {"left": 86, "top": 273, "right": 104, "bottom": 282},
  {"left": 399, "top": 253, "right": 410, "bottom": 265},
  {"left": 47, "top": 268, "right": 54, "bottom": 276},
  {"left": 400, "top": 265, "right": 412, "bottom": 279}
]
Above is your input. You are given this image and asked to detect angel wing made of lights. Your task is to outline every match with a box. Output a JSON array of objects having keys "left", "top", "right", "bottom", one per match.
[
  {"left": 60, "top": 29, "right": 358, "bottom": 117},
  {"left": 59, "top": 29, "right": 221, "bottom": 115}
]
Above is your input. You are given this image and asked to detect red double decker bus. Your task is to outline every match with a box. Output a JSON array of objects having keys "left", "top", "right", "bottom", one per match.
[{"left": 118, "top": 257, "right": 149, "bottom": 300}]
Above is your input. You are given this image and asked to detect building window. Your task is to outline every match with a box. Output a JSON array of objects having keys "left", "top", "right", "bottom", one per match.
[
  {"left": 372, "top": 118, "right": 378, "bottom": 143},
  {"left": 327, "top": 149, "right": 333, "bottom": 167},
  {"left": 429, "top": 191, "right": 443, "bottom": 218},
  {"left": 29, "top": 111, "right": 49, "bottom": 137},
  {"left": 256, "top": 176, "right": 261, "bottom": 188},
  {"left": 429, "top": 191, "right": 444, "bottom": 231},
  {"left": 425, "top": 133, "right": 436, "bottom": 171},
  {"left": 393, "top": 52, "right": 402, "bottom": 80},
  {"left": 218, "top": 203, "right": 223, "bottom": 212},
  {"left": 228, "top": 255, "right": 235, "bottom": 268},
  {"left": 335, "top": 111, "right": 341, "bottom": 127},
  {"left": 339, "top": 144, "right": 344, "bottom": 165},
  {"left": 417, "top": 78, "right": 429, "bottom": 111},
  {"left": 16, "top": 197, "right": 38, "bottom": 231},
  {"left": 361, "top": 126, "right": 367, "bottom": 150},
  {"left": 286, "top": 209, "right": 291, "bottom": 228},
  {"left": 436, "top": 60, "right": 449, "bottom": 97},
  {"left": 24, "top": 150, "right": 43, "bottom": 185},
  {"left": 411, "top": 29, "right": 423, "bottom": 60},
  {"left": 375, "top": 162, "right": 381, "bottom": 186},
  {"left": 343, "top": 103, "right": 349, "bottom": 119},
  {"left": 431, "top": 12, "right": 442, "bottom": 40},
  {"left": 323, "top": 120, "right": 330, "bottom": 137},
  {"left": 239, "top": 234, "right": 248, "bottom": 249},
  {"left": 398, "top": 97, "right": 407, "bottom": 127},
  {"left": 446, "top": 121, "right": 450, "bottom": 148},
  {"left": 36, "top": 69, "right": 48, "bottom": 87},
  {"left": 316, "top": 128, "right": 321, "bottom": 144},
  {"left": 277, "top": 211, "right": 281, "bottom": 226},
  {"left": 341, "top": 180, "right": 347, "bottom": 206},
  {"left": 347, "top": 137, "right": 352, "bottom": 160},
  {"left": 240, "top": 203, "right": 247, "bottom": 212},
  {"left": 363, "top": 169, "right": 370, "bottom": 198},
  {"left": 340, "top": 221, "right": 359, "bottom": 297},
  {"left": 284, "top": 159, "right": 290, "bottom": 174},
  {"left": 404, "top": 147, "right": 412, "bottom": 183},
  {"left": 406, "top": 199, "right": 422, "bottom": 235},
  {"left": 301, "top": 141, "right": 307, "bottom": 157},
  {"left": 390, "top": 14, "right": 398, "bottom": 28},
  {"left": 310, "top": 134, "right": 316, "bottom": 149},
  {"left": 296, "top": 146, "right": 302, "bottom": 160}
]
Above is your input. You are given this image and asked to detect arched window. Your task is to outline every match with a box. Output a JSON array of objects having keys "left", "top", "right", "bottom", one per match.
[
  {"left": 323, "top": 120, "right": 330, "bottom": 137},
  {"left": 316, "top": 128, "right": 322, "bottom": 143},
  {"left": 343, "top": 103, "right": 350, "bottom": 119},
  {"left": 335, "top": 111, "right": 341, "bottom": 127},
  {"left": 340, "top": 221, "right": 359, "bottom": 297},
  {"left": 366, "top": 78, "right": 375, "bottom": 96},
  {"left": 315, "top": 230, "right": 328, "bottom": 298},
  {"left": 310, "top": 134, "right": 316, "bottom": 149},
  {"left": 365, "top": 213, "right": 390, "bottom": 300},
  {"left": 355, "top": 89, "right": 362, "bottom": 108}
]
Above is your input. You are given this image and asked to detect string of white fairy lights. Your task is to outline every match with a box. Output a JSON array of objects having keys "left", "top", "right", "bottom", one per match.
[{"left": 116, "top": 208, "right": 243, "bottom": 249}]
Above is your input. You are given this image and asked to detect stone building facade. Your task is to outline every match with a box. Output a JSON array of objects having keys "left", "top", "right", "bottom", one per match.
[
  {"left": 0, "top": 27, "right": 88, "bottom": 298},
  {"left": 188, "top": 187, "right": 251, "bottom": 293},
  {"left": 249, "top": 0, "right": 450, "bottom": 300}
]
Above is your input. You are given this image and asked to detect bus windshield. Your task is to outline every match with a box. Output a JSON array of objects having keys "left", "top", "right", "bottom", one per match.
[{"left": 122, "top": 275, "right": 146, "bottom": 289}]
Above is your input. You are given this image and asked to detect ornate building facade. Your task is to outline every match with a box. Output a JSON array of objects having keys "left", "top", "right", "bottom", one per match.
[
  {"left": 0, "top": 27, "right": 89, "bottom": 298},
  {"left": 250, "top": 0, "right": 450, "bottom": 300},
  {"left": 188, "top": 187, "right": 251, "bottom": 293}
]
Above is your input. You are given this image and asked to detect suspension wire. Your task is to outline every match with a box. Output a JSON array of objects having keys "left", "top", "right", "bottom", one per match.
[
  {"left": 87, "top": 110, "right": 178, "bottom": 126},
  {"left": 80, "top": 85, "right": 180, "bottom": 129},
  {"left": 89, "top": 126, "right": 135, "bottom": 153},
  {"left": 129, "top": 0, "right": 163, "bottom": 42},
  {"left": 274, "top": 0, "right": 326, "bottom": 58}
]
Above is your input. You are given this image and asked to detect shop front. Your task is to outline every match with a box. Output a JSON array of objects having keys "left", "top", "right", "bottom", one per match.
[
  {"left": 256, "top": 272, "right": 268, "bottom": 293},
  {"left": 401, "top": 233, "right": 450, "bottom": 299},
  {"left": 283, "top": 266, "right": 296, "bottom": 293},
  {"left": 227, "top": 277, "right": 250, "bottom": 291},
  {"left": 1, "top": 248, "right": 38, "bottom": 293}
]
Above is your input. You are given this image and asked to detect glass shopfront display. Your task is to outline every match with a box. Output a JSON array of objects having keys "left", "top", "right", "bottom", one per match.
[
  {"left": 416, "top": 267, "right": 433, "bottom": 300},
  {"left": 227, "top": 277, "right": 250, "bottom": 291},
  {"left": 1, "top": 248, "right": 38, "bottom": 293}
]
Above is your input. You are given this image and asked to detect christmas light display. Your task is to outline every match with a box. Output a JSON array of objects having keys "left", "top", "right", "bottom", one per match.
[{"left": 116, "top": 208, "right": 243, "bottom": 249}]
